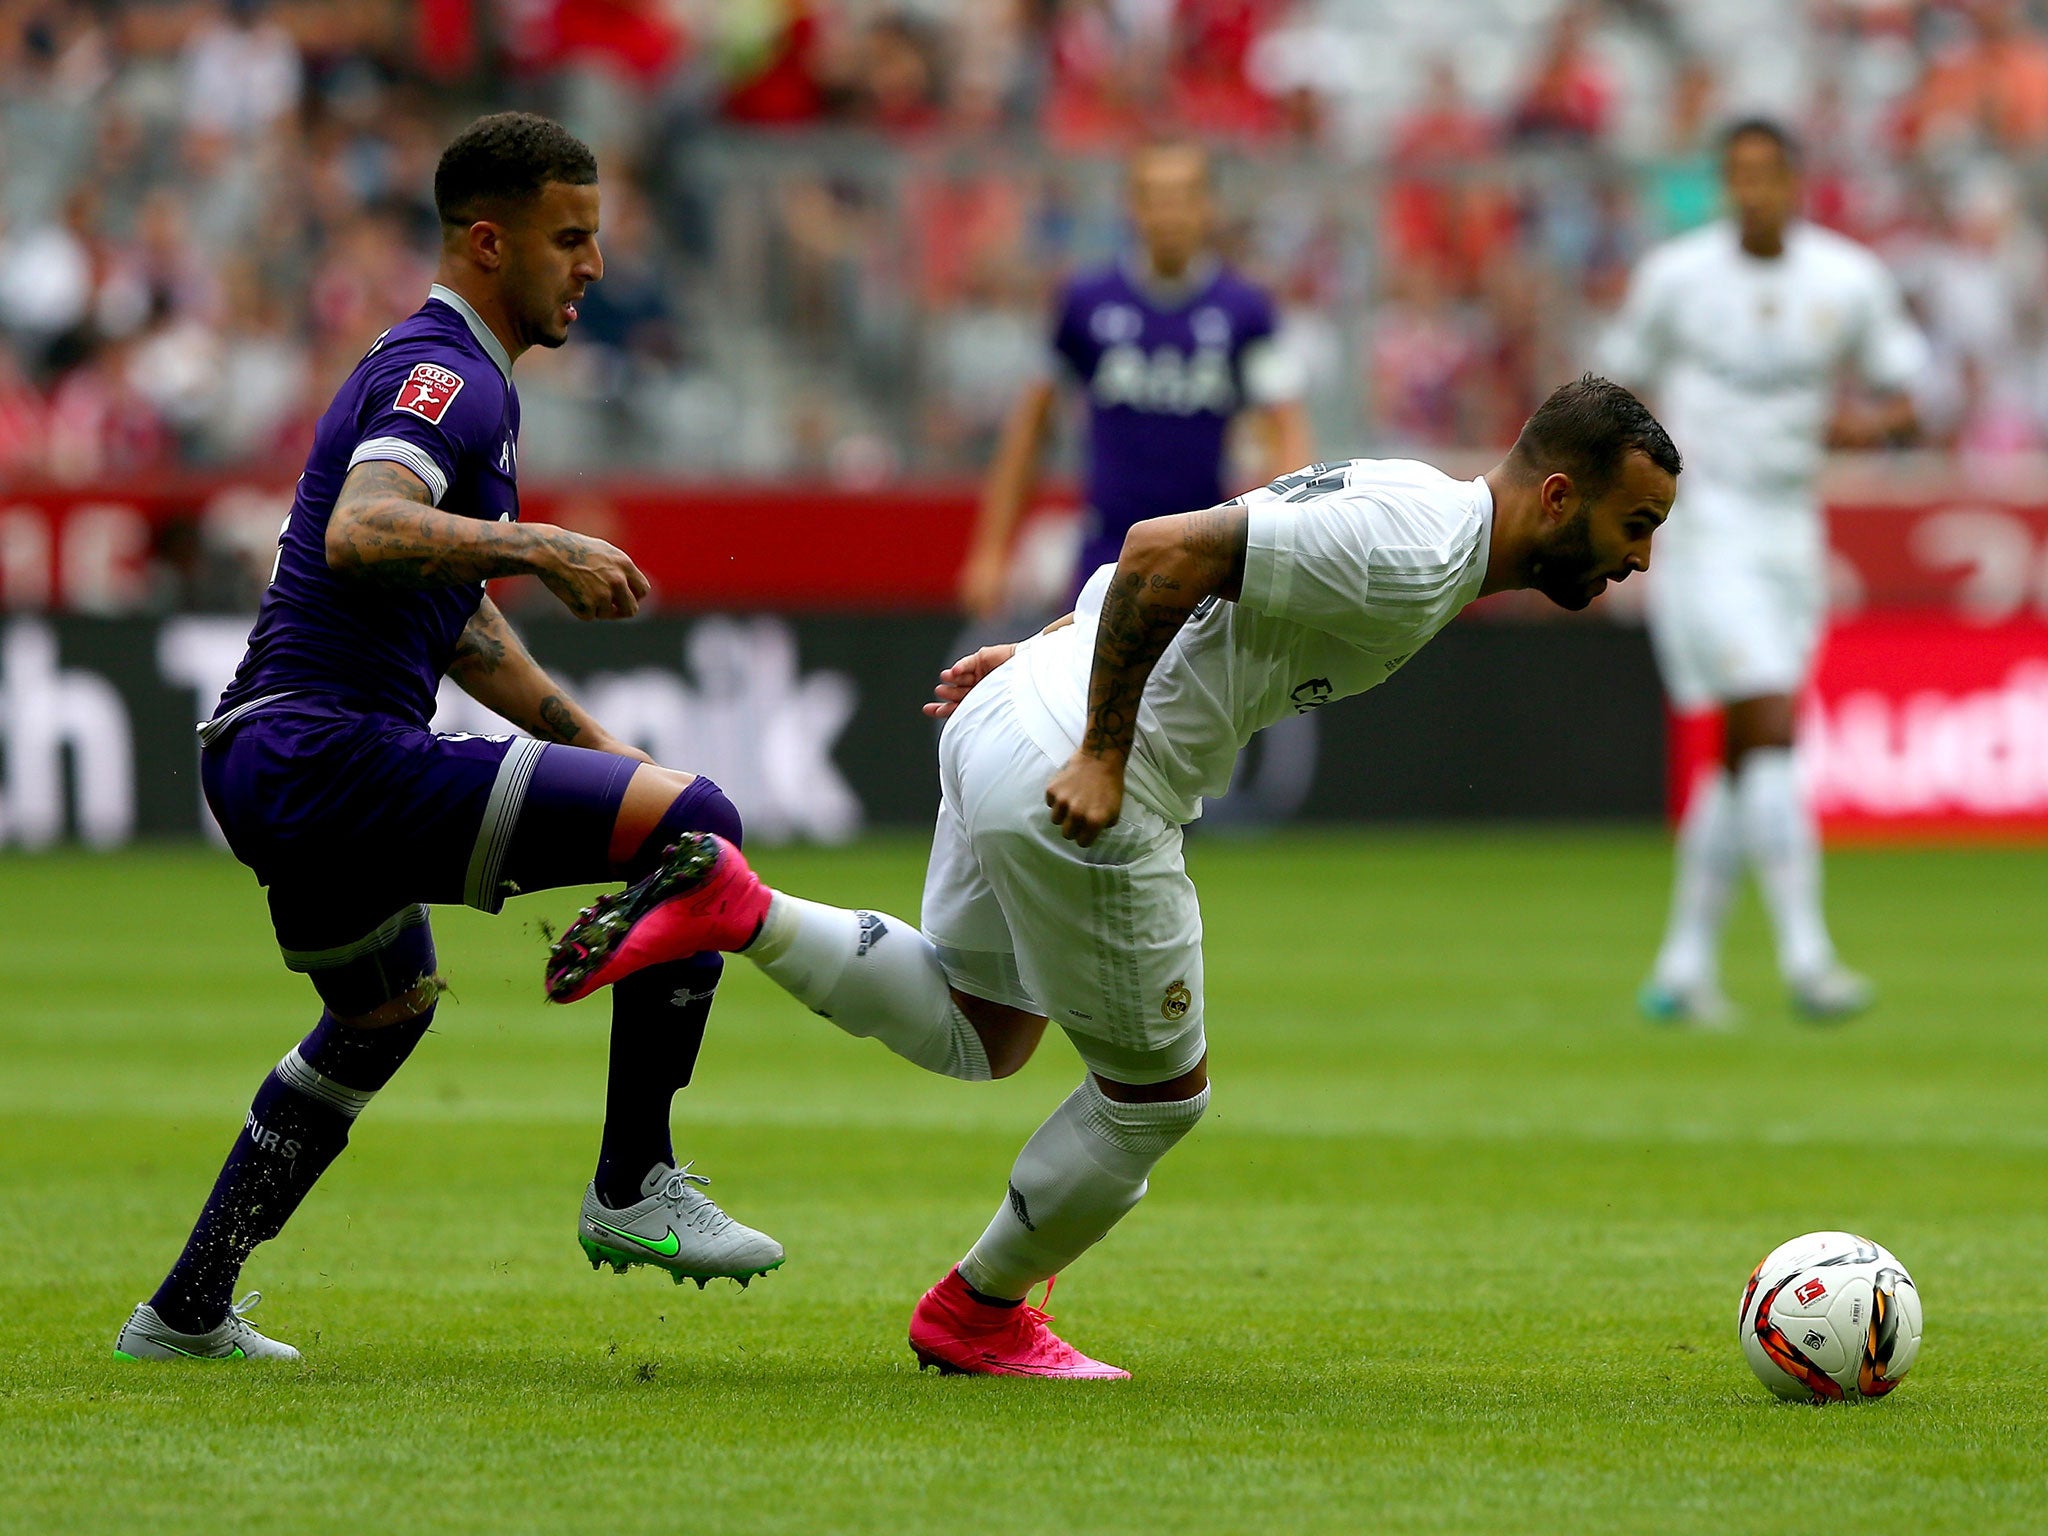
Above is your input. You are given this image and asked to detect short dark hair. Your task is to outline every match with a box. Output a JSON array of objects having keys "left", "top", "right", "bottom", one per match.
[
  {"left": 434, "top": 113, "right": 597, "bottom": 229},
  {"left": 1721, "top": 115, "right": 1800, "bottom": 168},
  {"left": 1509, "top": 374, "right": 1681, "bottom": 497}
]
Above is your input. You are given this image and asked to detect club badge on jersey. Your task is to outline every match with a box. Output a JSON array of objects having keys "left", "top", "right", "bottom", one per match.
[{"left": 395, "top": 363, "right": 465, "bottom": 425}]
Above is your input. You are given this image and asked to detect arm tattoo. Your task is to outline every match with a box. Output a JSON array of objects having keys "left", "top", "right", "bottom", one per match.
[
  {"left": 1078, "top": 504, "right": 1248, "bottom": 763},
  {"left": 449, "top": 602, "right": 510, "bottom": 676},
  {"left": 445, "top": 597, "right": 595, "bottom": 743},
  {"left": 1179, "top": 503, "right": 1249, "bottom": 596},
  {"left": 1081, "top": 569, "right": 1194, "bottom": 760},
  {"left": 536, "top": 695, "right": 583, "bottom": 744},
  {"left": 329, "top": 461, "right": 574, "bottom": 590}
]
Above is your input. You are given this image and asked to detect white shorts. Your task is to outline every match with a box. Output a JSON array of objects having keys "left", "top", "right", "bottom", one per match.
[
  {"left": 920, "top": 668, "right": 1207, "bottom": 1086},
  {"left": 1645, "top": 538, "right": 1826, "bottom": 711}
]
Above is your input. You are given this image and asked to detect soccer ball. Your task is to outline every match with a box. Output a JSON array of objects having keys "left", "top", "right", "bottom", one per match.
[{"left": 1737, "top": 1231, "right": 1922, "bottom": 1403}]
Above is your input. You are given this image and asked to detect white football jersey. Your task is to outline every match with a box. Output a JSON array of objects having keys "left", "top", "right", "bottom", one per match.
[
  {"left": 1602, "top": 220, "right": 1927, "bottom": 510},
  {"left": 1003, "top": 459, "right": 1492, "bottom": 822}
]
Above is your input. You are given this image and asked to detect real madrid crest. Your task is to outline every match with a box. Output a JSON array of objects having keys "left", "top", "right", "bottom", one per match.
[{"left": 1162, "top": 980, "right": 1192, "bottom": 1020}]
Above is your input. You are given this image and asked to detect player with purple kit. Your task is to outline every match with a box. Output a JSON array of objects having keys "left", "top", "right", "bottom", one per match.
[
  {"left": 114, "top": 114, "right": 781, "bottom": 1364},
  {"left": 958, "top": 141, "right": 1312, "bottom": 622}
]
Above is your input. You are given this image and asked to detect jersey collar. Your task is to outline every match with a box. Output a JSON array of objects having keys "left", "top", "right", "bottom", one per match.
[
  {"left": 1120, "top": 252, "right": 1221, "bottom": 310},
  {"left": 426, "top": 284, "right": 514, "bottom": 380},
  {"left": 1723, "top": 217, "right": 1800, "bottom": 266}
]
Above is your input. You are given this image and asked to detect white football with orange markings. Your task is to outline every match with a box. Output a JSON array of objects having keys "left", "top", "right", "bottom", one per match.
[{"left": 1738, "top": 1231, "right": 1922, "bottom": 1403}]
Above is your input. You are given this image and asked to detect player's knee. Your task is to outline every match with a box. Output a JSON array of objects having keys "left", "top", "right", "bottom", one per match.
[
  {"left": 956, "top": 995, "right": 1046, "bottom": 1079},
  {"left": 686, "top": 779, "right": 743, "bottom": 849},
  {"left": 976, "top": 1029, "right": 1036, "bottom": 1079},
  {"left": 298, "top": 906, "right": 442, "bottom": 1026},
  {"left": 333, "top": 973, "right": 443, "bottom": 1030},
  {"left": 622, "top": 776, "right": 744, "bottom": 880}
]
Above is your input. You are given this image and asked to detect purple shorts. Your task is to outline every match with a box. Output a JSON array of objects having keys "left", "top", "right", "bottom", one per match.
[{"left": 201, "top": 698, "right": 638, "bottom": 962}]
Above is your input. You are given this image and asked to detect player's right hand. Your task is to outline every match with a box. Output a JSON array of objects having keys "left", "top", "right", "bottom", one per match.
[
  {"left": 923, "top": 644, "right": 1016, "bottom": 720},
  {"left": 1046, "top": 751, "right": 1124, "bottom": 846},
  {"left": 533, "top": 528, "right": 651, "bottom": 620}
]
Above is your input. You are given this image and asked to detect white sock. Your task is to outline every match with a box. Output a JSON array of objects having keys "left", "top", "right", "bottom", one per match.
[
  {"left": 1651, "top": 771, "right": 1742, "bottom": 991},
  {"left": 743, "top": 893, "right": 991, "bottom": 1081},
  {"left": 1734, "top": 747, "right": 1835, "bottom": 982},
  {"left": 957, "top": 1077, "right": 1209, "bottom": 1301}
]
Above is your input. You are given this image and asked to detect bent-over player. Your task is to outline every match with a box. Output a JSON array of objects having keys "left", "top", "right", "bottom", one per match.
[
  {"left": 1603, "top": 119, "right": 1928, "bottom": 1027},
  {"left": 541, "top": 376, "right": 1679, "bottom": 1377},
  {"left": 115, "top": 114, "right": 780, "bottom": 1364}
]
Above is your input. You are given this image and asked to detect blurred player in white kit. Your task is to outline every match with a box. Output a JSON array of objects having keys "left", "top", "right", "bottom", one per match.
[{"left": 1603, "top": 119, "right": 1929, "bottom": 1026}]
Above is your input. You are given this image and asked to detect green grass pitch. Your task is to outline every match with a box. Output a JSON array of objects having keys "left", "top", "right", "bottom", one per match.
[{"left": 2, "top": 831, "right": 2045, "bottom": 1534}]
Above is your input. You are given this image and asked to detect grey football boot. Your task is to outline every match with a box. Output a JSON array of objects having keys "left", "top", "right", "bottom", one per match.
[
  {"left": 1791, "top": 964, "right": 1876, "bottom": 1023},
  {"left": 114, "top": 1291, "right": 300, "bottom": 1361},
  {"left": 579, "top": 1161, "right": 784, "bottom": 1288},
  {"left": 1638, "top": 977, "right": 1740, "bottom": 1030}
]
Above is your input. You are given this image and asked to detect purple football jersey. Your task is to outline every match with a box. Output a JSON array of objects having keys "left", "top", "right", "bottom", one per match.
[
  {"left": 213, "top": 286, "right": 521, "bottom": 732},
  {"left": 1052, "top": 259, "right": 1279, "bottom": 576}
]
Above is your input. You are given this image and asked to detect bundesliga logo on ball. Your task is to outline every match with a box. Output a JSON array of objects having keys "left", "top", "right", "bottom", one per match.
[{"left": 1737, "top": 1231, "right": 1922, "bottom": 1402}]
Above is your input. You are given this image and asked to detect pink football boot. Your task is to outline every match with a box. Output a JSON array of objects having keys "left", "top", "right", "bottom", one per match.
[
  {"left": 908, "top": 1270, "right": 1129, "bottom": 1380},
  {"left": 545, "top": 833, "right": 772, "bottom": 1004}
]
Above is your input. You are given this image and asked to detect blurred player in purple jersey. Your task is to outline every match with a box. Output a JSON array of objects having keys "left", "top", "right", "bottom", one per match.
[
  {"left": 114, "top": 115, "right": 781, "bottom": 1365},
  {"left": 958, "top": 142, "right": 1312, "bottom": 623}
]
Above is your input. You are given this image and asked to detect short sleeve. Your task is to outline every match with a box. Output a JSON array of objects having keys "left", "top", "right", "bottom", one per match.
[
  {"left": 1599, "top": 249, "right": 1674, "bottom": 388},
  {"left": 347, "top": 349, "right": 499, "bottom": 508},
  {"left": 1239, "top": 486, "right": 1377, "bottom": 638},
  {"left": 1851, "top": 256, "right": 1930, "bottom": 394},
  {"left": 1241, "top": 336, "right": 1305, "bottom": 405}
]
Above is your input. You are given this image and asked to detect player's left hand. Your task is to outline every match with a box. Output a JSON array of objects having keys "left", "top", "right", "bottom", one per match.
[
  {"left": 923, "top": 644, "right": 1016, "bottom": 720},
  {"left": 1046, "top": 751, "right": 1124, "bottom": 846},
  {"left": 532, "top": 528, "right": 652, "bottom": 621}
]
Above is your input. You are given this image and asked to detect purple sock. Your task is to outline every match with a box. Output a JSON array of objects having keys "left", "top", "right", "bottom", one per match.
[
  {"left": 148, "top": 1008, "right": 432, "bottom": 1333},
  {"left": 594, "top": 777, "right": 742, "bottom": 1208},
  {"left": 595, "top": 953, "right": 721, "bottom": 1206}
]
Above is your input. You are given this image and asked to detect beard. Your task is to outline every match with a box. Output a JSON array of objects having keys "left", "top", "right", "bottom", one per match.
[{"left": 1527, "top": 510, "right": 1605, "bottom": 611}]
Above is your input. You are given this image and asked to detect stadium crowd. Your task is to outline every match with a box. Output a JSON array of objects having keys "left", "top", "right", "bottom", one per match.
[{"left": 1, "top": 0, "right": 2047, "bottom": 486}]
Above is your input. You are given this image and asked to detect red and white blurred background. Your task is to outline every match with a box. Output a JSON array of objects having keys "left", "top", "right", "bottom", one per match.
[{"left": 2, "top": 0, "right": 2046, "bottom": 844}]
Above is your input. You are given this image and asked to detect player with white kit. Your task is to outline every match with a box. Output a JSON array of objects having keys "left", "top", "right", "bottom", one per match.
[
  {"left": 541, "top": 376, "right": 1678, "bottom": 1376},
  {"left": 1602, "top": 119, "right": 1928, "bottom": 1026}
]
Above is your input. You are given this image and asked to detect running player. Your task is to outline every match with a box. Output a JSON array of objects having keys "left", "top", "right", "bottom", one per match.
[
  {"left": 542, "top": 375, "right": 1679, "bottom": 1377},
  {"left": 115, "top": 114, "right": 780, "bottom": 1364},
  {"left": 957, "top": 141, "right": 1311, "bottom": 622},
  {"left": 1603, "top": 119, "right": 1928, "bottom": 1027}
]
